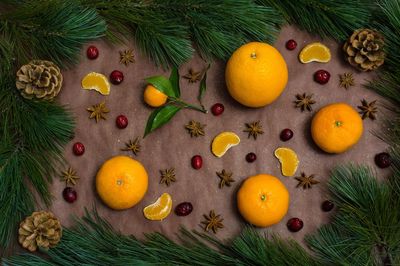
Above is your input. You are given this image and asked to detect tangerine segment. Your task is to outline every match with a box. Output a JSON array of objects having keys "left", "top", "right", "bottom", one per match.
[
  {"left": 143, "top": 193, "right": 172, "bottom": 221},
  {"left": 96, "top": 156, "right": 148, "bottom": 210},
  {"left": 299, "top": 42, "right": 331, "bottom": 63},
  {"left": 237, "top": 174, "right": 289, "bottom": 227},
  {"left": 274, "top": 147, "right": 299, "bottom": 177},
  {"left": 211, "top": 132, "right": 240, "bottom": 158},
  {"left": 82, "top": 72, "right": 111, "bottom": 95}
]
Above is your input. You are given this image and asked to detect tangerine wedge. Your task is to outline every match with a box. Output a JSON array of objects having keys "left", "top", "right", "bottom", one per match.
[
  {"left": 274, "top": 147, "right": 299, "bottom": 177},
  {"left": 299, "top": 42, "right": 331, "bottom": 63},
  {"left": 143, "top": 193, "right": 172, "bottom": 221},
  {"left": 81, "top": 72, "right": 111, "bottom": 95},
  {"left": 211, "top": 132, "right": 240, "bottom": 157}
]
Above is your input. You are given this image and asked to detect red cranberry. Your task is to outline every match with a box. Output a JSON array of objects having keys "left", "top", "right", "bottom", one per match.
[
  {"left": 322, "top": 200, "right": 334, "bottom": 212},
  {"left": 116, "top": 115, "right": 128, "bottom": 129},
  {"left": 314, "top": 69, "right": 330, "bottom": 84},
  {"left": 191, "top": 155, "right": 203, "bottom": 170},
  {"left": 245, "top": 152, "right": 257, "bottom": 163},
  {"left": 110, "top": 70, "right": 124, "bottom": 85},
  {"left": 211, "top": 103, "right": 224, "bottom": 116},
  {"left": 175, "top": 202, "right": 193, "bottom": 216},
  {"left": 280, "top": 128, "right": 293, "bottom": 141},
  {"left": 287, "top": 217, "right": 303, "bottom": 232},
  {"left": 375, "top": 152, "right": 391, "bottom": 168},
  {"left": 286, "top": 39, "right": 297, "bottom": 50},
  {"left": 86, "top": 45, "right": 99, "bottom": 60},
  {"left": 63, "top": 187, "right": 77, "bottom": 203},
  {"left": 72, "top": 142, "right": 85, "bottom": 156}
]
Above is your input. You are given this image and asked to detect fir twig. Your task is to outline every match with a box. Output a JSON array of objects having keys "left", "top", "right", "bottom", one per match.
[
  {"left": 258, "top": 0, "right": 373, "bottom": 41},
  {"left": 3, "top": 209, "right": 316, "bottom": 265},
  {"left": 306, "top": 165, "right": 400, "bottom": 265},
  {"left": 80, "top": 0, "right": 282, "bottom": 67},
  {"left": 0, "top": 0, "right": 106, "bottom": 69}
]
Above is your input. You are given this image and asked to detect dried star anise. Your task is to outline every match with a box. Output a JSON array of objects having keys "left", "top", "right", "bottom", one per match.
[
  {"left": 201, "top": 210, "right": 224, "bottom": 234},
  {"left": 216, "top": 169, "right": 235, "bottom": 188},
  {"left": 121, "top": 137, "right": 141, "bottom": 155},
  {"left": 339, "top": 72, "right": 355, "bottom": 89},
  {"left": 119, "top": 49, "right": 135, "bottom": 66},
  {"left": 244, "top": 121, "right": 264, "bottom": 140},
  {"left": 183, "top": 68, "right": 202, "bottom": 83},
  {"left": 87, "top": 101, "right": 109, "bottom": 122},
  {"left": 294, "top": 93, "right": 316, "bottom": 112},
  {"left": 295, "top": 172, "right": 320, "bottom": 189},
  {"left": 60, "top": 167, "right": 79, "bottom": 186},
  {"left": 185, "top": 120, "right": 205, "bottom": 137},
  {"left": 160, "top": 168, "right": 176, "bottom": 186},
  {"left": 358, "top": 99, "right": 378, "bottom": 120}
]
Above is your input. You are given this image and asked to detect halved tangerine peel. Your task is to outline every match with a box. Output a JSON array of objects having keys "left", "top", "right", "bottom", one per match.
[
  {"left": 81, "top": 72, "right": 111, "bottom": 95},
  {"left": 143, "top": 193, "right": 172, "bottom": 221},
  {"left": 274, "top": 147, "right": 299, "bottom": 177},
  {"left": 299, "top": 42, "right": 331, "bottom": 63},
  {"left": 211, "top": 132, "right": 240, "bottom": 158}
]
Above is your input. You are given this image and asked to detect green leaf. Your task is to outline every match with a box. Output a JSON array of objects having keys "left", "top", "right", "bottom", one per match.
[
  {"left": 198, "top": 64, "right": 211, "bottom": 102},
  {"left": 169, "top": 67, "right": 181, "bottom": 98},
  {"left": 145, "top": 76, "right": 176, "bottom": 98},
  {"left": 144, "top": 105, "right": 181, "bottom": 137}
]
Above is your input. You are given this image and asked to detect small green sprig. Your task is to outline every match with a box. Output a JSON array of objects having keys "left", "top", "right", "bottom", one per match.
[{"left": 144, "top": 67, "right": 209, "bottom": 137}]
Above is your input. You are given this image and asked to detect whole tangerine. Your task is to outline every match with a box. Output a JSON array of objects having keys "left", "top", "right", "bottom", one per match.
[
  {"left": 237, "top": 174, "right": 289, "bottom": 227},
  {"left": 96, "top": 156, "right": 148, "bottom": 210},
  {"left": 311, "top": 103, "right": 363, "bottom": 153},
  {"left": 225, "top": 42, "right": 288, "bottom": 108}
]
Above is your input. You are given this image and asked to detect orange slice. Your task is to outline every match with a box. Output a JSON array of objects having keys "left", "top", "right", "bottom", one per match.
[
  {"left": 211, "top": 132, "right": 240, "bottom": 157},
  {"left": 299, "top": 42, "right": 331, "bottom": 63},
  {"left": 81, "top": 72, "right": 111, "bottom": 95},
  {"left": 143, "top": 193, "right": 172, "bottom": 221},
  {"left": 274, "top": 147, "right": 299, "bottom": 177}
]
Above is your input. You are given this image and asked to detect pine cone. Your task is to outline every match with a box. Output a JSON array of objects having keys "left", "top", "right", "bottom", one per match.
[
  {"left": 16, "top": 60, "right": 63, "bottom": 100},
  {"left": 343, "top": 29, "right": 385, "bottom": 71},
  {"left": 18, "top": 211, "right": 62, "bottom": 252}
]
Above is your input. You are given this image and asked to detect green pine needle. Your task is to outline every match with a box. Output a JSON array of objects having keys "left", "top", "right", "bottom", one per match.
[
  {"left": 0, "top": 0, "right": 106, "bottom": 68},
  {"left": 306, "top": 165, "right": 400, "bottom": 265},
  {"left": 3, "top": 209, "right": 315, "bottom": 265},
  {"left": 258, "top": 0, "right": 373, "bottom": 41}
]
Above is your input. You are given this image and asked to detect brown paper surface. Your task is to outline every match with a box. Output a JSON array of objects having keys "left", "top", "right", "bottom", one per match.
[{"left": 50, "top": 25, "right": 389, "bottom": 244}]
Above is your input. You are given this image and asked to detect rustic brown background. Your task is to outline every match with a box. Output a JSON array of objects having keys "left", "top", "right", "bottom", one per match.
[{"left": 50, "top": 25, "right": 389, "bottom": 244}]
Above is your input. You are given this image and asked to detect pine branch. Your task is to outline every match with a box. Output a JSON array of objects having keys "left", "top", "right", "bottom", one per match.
[
  {"left": 3, "top": 209, "right": 316, "bottom": 265},
  {"left": 80, "top": 0, "right": 282, "bottom": 67},
  {"left": 0, "top": 75, "right": 75, "bottom": 249},
  {"left": 0, "top": 0, "right": 106, "bottom": 69},
  {"left": 257, "top": 0, "right": 373, "bottom": 41},
  {"left": 306, "top": 165, "right": 400, "bottom": 265}
]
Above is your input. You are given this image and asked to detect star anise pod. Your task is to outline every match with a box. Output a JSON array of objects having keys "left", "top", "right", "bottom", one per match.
[
  {"left": 121, "top": 137, "right": 141, "bottom": 155},
  {"left": 216, "top": 169, "right": 235, "bottom": 188},
  {"left": 339, "top": 72, "right": 355, "bottom": 89},
  {"left": 185, "top": 120, "right": 205, "bottom": 137},
  {"left": 295, "top": 172, "right": 320, "bottom": 189},
  {"left": 294, "top": 93, "right": 316, "bottom": 112},
  {"left": 358, "top": 99, "right": 378, "bottom": 120},
  {"left": 87, "top": 101, "right": 109, "bottom": 122},
  {"left": 119, "top": 49, "right": 135, "bottom": 66},
  {"left": 60, "top": 167, "right": 79, "bottom": 186},
  {"left": 183, "top": 68, "right": 202, "bottom": 83},
  {"left": 160, "top": 168, "right": 176, "bottom": 186},
  {"left": 201, "top": 210, "right": 224, "bottom": 234},
  {"left": 244, "top": 121, "right": 264, "bottom": 140}
]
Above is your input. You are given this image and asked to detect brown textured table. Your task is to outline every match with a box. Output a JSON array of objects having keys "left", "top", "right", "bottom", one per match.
[{"left": 50, "top": 25, "right": 389, "bottom": 244}]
